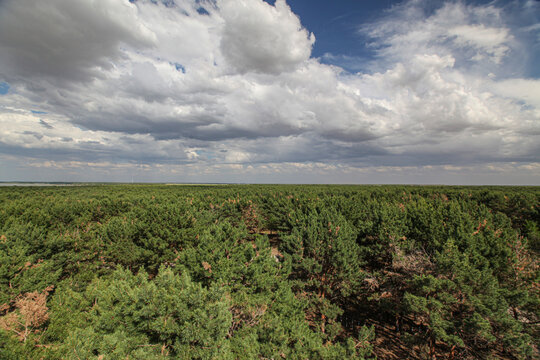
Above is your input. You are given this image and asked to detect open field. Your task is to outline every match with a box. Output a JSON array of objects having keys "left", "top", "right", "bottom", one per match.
[{"left": 0, "top": 185, "right": 538, "bottom": 359}]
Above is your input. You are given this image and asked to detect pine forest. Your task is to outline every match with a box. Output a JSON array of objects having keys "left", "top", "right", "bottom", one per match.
[{"left": 0, "top": 184, "right": 538, "bottom": 359}]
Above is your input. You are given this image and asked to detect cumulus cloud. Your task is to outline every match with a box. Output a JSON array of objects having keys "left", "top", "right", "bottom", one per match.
[
  {"left": 351, "top": 0, "right": 539, "bottom": 165},
  {"left": 220, "top": 0, "right": 314, "bottom": 74},
  {"left": 0, "top": 0, "right": 538, "bottom": 183},
  {"left": 0, "top": 0, "right": 156, "bottom": 83}
]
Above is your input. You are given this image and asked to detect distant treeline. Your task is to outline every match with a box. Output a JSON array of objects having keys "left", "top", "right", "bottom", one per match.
[{"left": 0, "top": 185, "right": 538, "bottom": 359}]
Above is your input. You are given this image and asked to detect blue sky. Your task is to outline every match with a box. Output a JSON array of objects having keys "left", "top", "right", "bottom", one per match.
[
  {"left": 0, "top": 82, "right": 9, "bottom": 95},
  {"left": 0, "top": 0, "right": 539, "bottom": 184},
  {"left": 264, "top": 0, "right": 404, "bottom": 63},
  {"left": 266, "top": 0, "right": 540, "bottom": 75}
]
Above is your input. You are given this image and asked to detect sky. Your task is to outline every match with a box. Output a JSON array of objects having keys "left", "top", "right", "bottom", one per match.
[{"left": 0, "top": 0, "right": 539, "bottom": 184}]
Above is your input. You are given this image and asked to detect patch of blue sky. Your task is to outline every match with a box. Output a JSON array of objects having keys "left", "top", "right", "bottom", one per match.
[
  {"left": 0, "top": 82, "right": 9, "bottom": 95},
  {"left": 262, "top": 0, "right": 530, "bottom": 75},
  {"left": 129, "top": 0, "right": 175, "bottom": 6},
  {"left": 196, "top": 6, "right": 210, "bottom": 15},
  {"left": 31, "top": 110, "right": 48, "bottom": 114},
  {"left": 174, "top": 62, "right": 186, "bottom": 73},
  {"left": 195, "top": 149, "right": 216, "bottom": 160},
  {"left": 73, "top": 124, "right": 89, "bottom": 131},
  {"left": 261, "top": 0, "right": 405, "bottom": 73}
]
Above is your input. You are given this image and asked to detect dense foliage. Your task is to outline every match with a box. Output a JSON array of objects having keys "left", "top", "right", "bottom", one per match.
[{"left": 0, "top": 184, "right": 538, "bottom": 359}]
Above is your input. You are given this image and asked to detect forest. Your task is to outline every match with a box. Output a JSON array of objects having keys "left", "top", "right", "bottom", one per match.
[{"left": 0, "top": 184, "right": 538, "bottom": 359}]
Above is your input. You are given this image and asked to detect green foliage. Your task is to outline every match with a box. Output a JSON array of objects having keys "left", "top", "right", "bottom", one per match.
[
  {"left": 59, "top": 266, "right": 232, "bottom": 359},
  {"left": 0, "top": 184, "right": 537, "bottom": 359}
]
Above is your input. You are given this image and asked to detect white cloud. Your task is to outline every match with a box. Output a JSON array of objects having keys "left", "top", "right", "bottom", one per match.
[
  {"left": 490, "top": 78, "right": 540, "bottom": 109},
  {"left": 219, "top": 0, "right": 314, "bottom": 74},
  {"left": 352, "top": 0, "right": 539, "bottom": 165},
  {"left": 0, "top": 0, "right": 156, "bottom": 83},
  {"left": 362, "top": 1, "right": 516, "bottom": 70},
  {"left": 448, "top": 24, "right": 511, "bottom": 63},
  {"left": 0, "top": 0, "right": 538, "bottom": 183}
]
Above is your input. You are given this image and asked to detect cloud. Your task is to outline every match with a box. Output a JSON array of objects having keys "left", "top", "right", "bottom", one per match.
[
  {"left": 0, "top": 0, "right": 156, "bottom": 83},
  {"left": 39, "top": 119, "right": 54, "bottom": 129},
  {"left": 350, "top": 0, "right": 539, "bottom": 165},
  {"left": 448, "top": 24, "right": 511, "bottom": 63},
  {"left": 490, "top": 78, "right": 540, "bottom": 108},
  {"left": 361, "top": 1, "right": 523, "bottom": 74},
  {"left": 219, "top": 0, "right": 314, "bottom": 74},
  {"left": 0, "top": 0, "right": 538, "bottom": 183}
]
